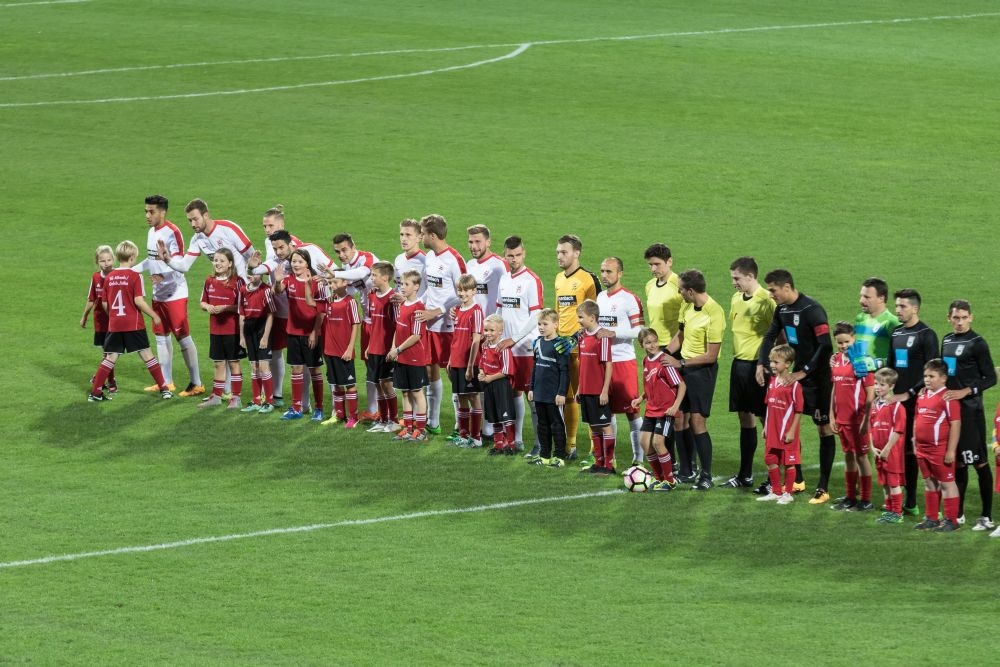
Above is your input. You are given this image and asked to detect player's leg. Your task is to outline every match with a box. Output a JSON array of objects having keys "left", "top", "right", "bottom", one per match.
[
  {"left": 227, "top": 359, "right": 243, "bottom": 408},
  {"left": 915, "top": 456, "right": 940, "bottom": 529},
  {"left": 565, "top": 350, "right": 582, "bottom": 460},
  {"left": 169, "top": 298, "right": 198, "bottom": 392}
]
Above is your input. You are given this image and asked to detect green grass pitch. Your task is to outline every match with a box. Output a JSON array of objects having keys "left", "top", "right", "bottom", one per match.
[{"left": 2, "top": 0, "right": 999, "bottom": 663}]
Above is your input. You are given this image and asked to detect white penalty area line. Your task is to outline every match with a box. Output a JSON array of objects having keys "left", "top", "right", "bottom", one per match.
[
  {"left": 0, "top": 0, "right": 88, "bottom": 7},
  {"left": 0, "top": 489, "right": 622, "bottom": 570},
  {"left": 2, "top": 10, "right": 998, "bottom": 83},
  {"left": 0, "top": 44, "right": 531, "bottom": 108},
  {"left": 1, "top": 12, "right": 999, "bottom": 107}
]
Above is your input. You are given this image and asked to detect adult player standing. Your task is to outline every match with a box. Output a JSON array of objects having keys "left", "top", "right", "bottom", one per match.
[
  {"left": 415, "top": 214, "right": 466, "bottom": 435},
  {"left": 854, "top": 277, "right": 900, "bottom": 370},
  {"left": 886, "top": 288, "right": 939, "bottom": 516},
  {"left": 940, "top": 299, "right": 996, "bottom": 531},
  {"left": 159, "top": 199, "right": 255, "bottom": 279},
  {"left": 722, "top": 257, "right": 775, "bottom": 489},
  {"left": 496, "top": 235, "right": 544, "bottom": 454},
  {"left": 393, "top": 219, "right": 426, "bottom": 298},
  {"left": 139, "top": 194, "right": 204, "bottom": 397},
  {"left": 554, "top": 234, "right": 601, "bottom": 463},
  {"left": 756, "top": 269, "right": 835, "bottom": 505},
  {"left": 595, "top": 257, "right": 645, "bottom": 465},
  {"left": 642, "top": 243, "right": 683, "bottom": 349}
]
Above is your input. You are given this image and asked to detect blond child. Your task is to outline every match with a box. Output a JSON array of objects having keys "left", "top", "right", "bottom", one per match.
[
  {"left": 630, "top": 328, "right": 686, "bottom": 490},
  {"left": 757, "top": 345, "right": 803, "bottom": 504}
]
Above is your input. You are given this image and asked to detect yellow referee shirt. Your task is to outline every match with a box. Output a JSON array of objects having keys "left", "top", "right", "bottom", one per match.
[
  {"left": 645, "top": 273, "right": 683, "bottom": 346},
  {"left": 729, "top": 286, "right": 775, "bottom": 361},
  {"left": 678, "top": 296, "right": 726, "bottom": 360},
  {"left": 554, "top": 267, "right": 601, "bottom": 336}
]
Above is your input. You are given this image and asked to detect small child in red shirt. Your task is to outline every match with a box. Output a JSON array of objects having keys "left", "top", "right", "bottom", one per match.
[
  {"left": 869, "top": 368, "right": 907, "bottom": 524},
  {"left": 758, "top": 344, "right": 803, "bottom": 505},
  {"left": 829, "top": 322, "right": 875, "bottom": 511},
  {"left": 913, "top": 359, "right": 961, "bottom": 532},
  {"left": 238, "top": 271, "right": 275, "bottom": 414},
  {"left": 81, "top": 244, "right": 117, "bottom": 394},
  {"left": 199, "top": 248, "right": 245, "bottom": 409},
  {"left": 319, "top": 275, "right": 362, "bottom": 428},
  {"left": 630, "top": 327, "right": 685, "bottom": 490},
  {"left": 449, "top": 274, "right": 484, "bottom": 446},
  {"left": 387, "top": 270, "right": 429, "bottom": 441},
  {"left": 479, "top": 314, "right": 516, "bottom": 454}
]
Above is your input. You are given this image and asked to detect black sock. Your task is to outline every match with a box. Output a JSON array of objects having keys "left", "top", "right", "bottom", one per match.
[
  {"left": 817, "top": 434, "right": 836, "bottom": 491},
  {"left": 665, "top": 431, "right": 677, "bottom": 470},
  {"left": 956, "top": 465, "right": 969, "bottom": 517},
  {"left": 676, "top": 428, "right": 693, "bottom": 476},
  {"left": 795, "top": 464, "right": 804, "bottom": 484},
  {"left": 694, "top": 431, "right": 713, "bottom": 478},
  {"left": 683, "top": 428, "right": 698, "bottom": 471},
  {"left": 739, "top": 427, "right": 757, "bottom": 479},
  {"left": 904, "top": 450, "right": 919, "bottom": 509},
  {"left": 977, "top": 465, "right": 993, "bottom": 519}
]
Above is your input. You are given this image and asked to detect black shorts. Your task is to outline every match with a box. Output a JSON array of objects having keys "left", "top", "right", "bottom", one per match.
[
  {"left": 483, "top": 378, "right": 515, "bottom": 424},
  {"left": 104, "top": 329, "right": 151, "bottom": 354},
  {"left": 243, "top": 318, "right": 273, "bottom": 362},
  {"left": 209, "top": 333, "right": 241, "bottom": 362},
  {"left": 324, "top": 355, "right": 358, "bottom": 387},
  {"left": 640, "top": 415, "right": 669, "bottom": 436},
  {"left": 366, "top": 353, "right": 394, "bottom": 384},
  {"left": 729, "top": 358, "right": 765, "bottom": 416},
  {"left": 680, "top": 362, "right": 718, "bottom": 418},
  {"left": 956, "top": 401, "right": 988, "bottom": 466},
  {"left": 579, "top": 394, "right": 613, "bottom": 427},
  {"left": 286, "top": 334, "right": 322, "bottom": 367},
  {"left": 394, "top": 363, "right": 428, "bottom": 392},
  {"left": 93, "top": 331, "right": 108, "bottom": 348},
  {"left": 448, "top": 366, "right": 481, "bottom": 394},
  {"left": 801, "top": 378, "right": 832, "bottom": 425}
]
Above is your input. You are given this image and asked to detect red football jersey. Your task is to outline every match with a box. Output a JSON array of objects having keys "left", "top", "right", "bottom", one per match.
[
  {"left": 764, "top": 376, "right": 804, "bottom": 449},
  {"left": 393, "top": 299, "right": 429, "bottom": 366},
  {"left": 102, "top": 268, "right": 147, "bottom": 333},
  {"left": 282, "top": 275, "right": 322, "bottom": 336},
  {"left": 322, "top": 294, "right": 362, "bottom": 357},
  {"left": 88, "top": 270, "right": 111, "bottom": 333},
  {"left": 366, "top": 289, "right": 396, "bottom": 356},
  {"left": 479, "top": 341, "right": 513, "bottom": 381},
  {"left": 238, "top": 282, "right": 275, "bottom": 320},
  {"left": 869, "top": 399, "right": 907, "bottom": 469},
  {"left": 641, "top": 353, "right": 683, "bottom": 417},
  {"left": 450, "top": 304, "right": 484, "bottom": 368},
  {"left": 201, "top": 275, "right": 242, "bottom": 335},
  {"left": 830, "top": 352, "right": 873, "bottom": 424},
  {"left": 914, "top": 386, "right": 959, "bottom": 452},
  {"left": 577, "top": 330, "right": 612, "bottom": 395}
]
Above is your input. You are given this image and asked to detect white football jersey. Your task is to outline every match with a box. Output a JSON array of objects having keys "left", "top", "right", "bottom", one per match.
[
  {"left": 466, "top": 252, "right": 507, "bottom": 316},
  {"left": 394, "top": 250, "right": 426, "bottom": 298},
  {"left": 143, "top": 221, "right": 188, "bottom": 302},
  {"left": 497, "top": 267, "right": 544, "bottom": 357},
  {"left": 422, "top": 246, "right": 466, "bottom": 333},
  {"left": 596, "top": 287, "right": 644, "bottom": 361}
]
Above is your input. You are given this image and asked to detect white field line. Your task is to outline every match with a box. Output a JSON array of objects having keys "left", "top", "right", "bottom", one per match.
[
  {"left": 0, "top": 489, "right": 622, "bottom": 570},
  {"left": 0, "top": 12, "right": 998, "bottom": 107},
  {"left": 2, "top": 11, "right": 998, "bottom": 82},
  {"left": 0, "top": 0, "right": 88, "bottom": 6},
  {"left": 0, "top": 43, "right": 531, "bottom": 108}
]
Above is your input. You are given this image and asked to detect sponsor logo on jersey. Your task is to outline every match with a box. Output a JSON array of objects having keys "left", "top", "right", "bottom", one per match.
[
  {"left": 907, "top": 336, "right": 915, "bottom": 348},
  {"left": 500, "top": 296, "right": 522, "bottom": 309},
  {"left": 426, "top": 275, "right": 444, "bottom": 289},
  {"left": 557, "top": 295, "right": 577, "bottom": 307},
  {"left": 793, "top": 314, "right": 800, "bottom": 326},
  {"left": 598, "top": 315, "right": 618, "bottom": 327}
]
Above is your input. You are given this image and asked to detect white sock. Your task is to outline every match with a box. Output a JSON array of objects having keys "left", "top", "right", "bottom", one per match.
[
  {"left": 514, "top": 393, "right": 525, "bottom": 443},
  {"left": 629, "top": 416, "right": 644, "bottom": 461},
  {"left": 366, "top": 381, "right": 378, "bottom": 414},
  {"left": 271, "top": 352, "right": 284, "bottom": 398},
  {"left": 224, "top": 365, "right": 232, "bottom": 394},
  {"left": 155, "top": 335, "right": 173, "bottom": 385},
  {"left": 178, "top": 335, "right": 201, "bottom": 387},
  {"left": 427, "top": 378, "right": 443, "bottom": 428}
]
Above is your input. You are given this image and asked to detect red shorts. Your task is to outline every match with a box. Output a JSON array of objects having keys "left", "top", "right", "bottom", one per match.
[
  {"left": 764, "top": 445, "right": 800, "bottom": 467},
  {"left": 511, "top": 354, "right": 533, "bottom": 393},
  {"left": 835, "top": 422, "right": 869, "bottom": 455},
  {"left": 609, "top": 359, "right": 639, "bottom": 415},
  {"left": 271, "top": 317, "right": 288, "bottom": 351},
  {"left": 427, "top": 331, "right": 452, "bottom": 367},
  {"left": 916, "top": 451, "right": 955, "bottom": 483},
  {"left": 152, "top": 299, "right": 190, "bottom": 338},
  {"left": 875, "top": 458, "right": 903, "bottom": 487}
]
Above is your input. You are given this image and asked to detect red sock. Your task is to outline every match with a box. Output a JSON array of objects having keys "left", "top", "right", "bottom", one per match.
[
  {"left": 504, "top": 422, "right": 515, "bottom": 447},
  {"left": 658, "top": 453, "right": 674, "bottom": 483},
  {"left": 261, "top": 372, "right": 273, "bottom": 403},
  {"left": 251, "top": 371, "right": 262, "bottom": 404},
  {"left": 414, "top": 412, "right": 427, "bottom": 432},
  {"left": 230, "top": 371, "right": 242, "bottom": 398},
  {"left": 845, "top": 470, "right": 859, "bottom": 500},
  {"left": 492, "top": 424, "right": 505, "bottom": 448},
  {"left": 107, "top": 368, "right": 116, "bottom": 386},
  {"left": 925, "top": 490, "right": 940, "bottom": 520},
  {"left": 213, "top": 380, "right": 226, "bottom": 398},
  {"left": 310, "top": 369, "right": 324, "bottom": 411},
  {"left": 603, "top": 433, "right": 616, "bottom": 471},
  {"left": 943, "top": 496, "right": 960, "bottom": 523},
  {"left": 591, "top": 431, "right": 604, "bottom": 467},
  {"left": 346, "top": 389, "right": 358, "bottom": 420},
  {"left": 860, "top": 475, "right": 872, "bottom": 502},
  {"left": 784, "top": 467, "right": 797, "bottom": 496},
  {"left": 404, "top": 410, "right": 414, "bottom": 432},
  {"left": 377, "top": 396, "right": 389, "bottom": 422},
  {"left": 92, "top": 359, "right": 115, "bottom": 394},
  {"left": 145, "top": 357, "right": 166, "bottom": 388},
  {"left": 648, "top": 455, "right": 663, "bottom": 481},
  {"left": 291, "top": 371, "right": 304, "bottom": 411},
  {"left": 471, "top": 409, "right": 482, "bottom": 439},
  {"left": 334, "top": 387, "right": 345, "bottom": 419},
  {"left": 889, "top": 491, "right": 902, "bottom": 514},
  {"left": 457, "top": 408, "right": 470, "bottom": 438},
  {"left": 768, "top": 467, "right": 782, "bottom": 494},
  {"left": 388, "top": 395, "right": 399, "bottom": 421}
]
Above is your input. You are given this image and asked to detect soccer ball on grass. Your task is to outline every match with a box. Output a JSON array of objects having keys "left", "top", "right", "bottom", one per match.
[{"left": 622, "top": 465, "right": 653, "bottom": 492}]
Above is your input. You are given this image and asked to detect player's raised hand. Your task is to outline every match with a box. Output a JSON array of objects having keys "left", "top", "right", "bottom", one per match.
[{"left": 156, "top": 239, "right": 170, "bottom": 262}]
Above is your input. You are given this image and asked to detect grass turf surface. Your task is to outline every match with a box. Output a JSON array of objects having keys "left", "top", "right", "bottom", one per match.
[{"left": 2, "top": 0, "right": 999, "bottom": 663}]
